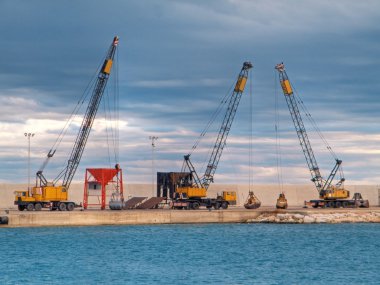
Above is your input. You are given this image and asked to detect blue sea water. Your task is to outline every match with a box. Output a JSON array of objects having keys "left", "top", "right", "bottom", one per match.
[{"left": 0, "top": 223, "right": 379, "bottom": 285}]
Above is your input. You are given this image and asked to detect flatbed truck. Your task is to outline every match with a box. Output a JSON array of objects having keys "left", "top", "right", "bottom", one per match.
[
  {"left": 172, "top": 191, "right": 236, "bottom": 210},
  {"left": 308, "top": 193, "right": 369, "bottom": 208}
]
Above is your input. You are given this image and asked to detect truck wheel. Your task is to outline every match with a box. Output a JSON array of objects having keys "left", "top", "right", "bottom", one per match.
[
  {"left": 214, "top": 203, "right": 221, "bottom": 210},
  {"left": 328, "top": 201, "right": 334, "bottom": 208},
  {"left": 34, "top": 203, "right": 42, "bottom": 211},
  {"left": 58, "top": 203, "right": 67, "bottom": 211},
  {"left": 342, "top": 202, "right": 348, "bottom": 208},
  {"left": 26, "top": 203, "right": 34, "bottom": 211},
  {"left": 18, "top": 205, "right": 25, "bottom": 211},
  {"left": 335, "top": 201, "right": 342, "bottom": 208},
  {"left": 192, "top": 202, "right": 200, "bottom": 210},
  {"left": 221, "top": 202, "right": 228, "bottom": 209},
  {"left": 67, "top": 203, "right": 75, "bottom": 211}
]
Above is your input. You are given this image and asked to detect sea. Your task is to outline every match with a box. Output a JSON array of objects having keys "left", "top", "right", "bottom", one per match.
[{"left": 0, "top": 223, "right": 379, "bottom": 285}]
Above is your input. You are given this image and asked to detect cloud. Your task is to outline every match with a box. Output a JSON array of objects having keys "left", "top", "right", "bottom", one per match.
[{"left": 0, "top": 0, "right": 379, "bottom": 186}]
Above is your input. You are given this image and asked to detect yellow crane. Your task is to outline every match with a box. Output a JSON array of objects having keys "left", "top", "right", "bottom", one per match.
[
  {"left": 14, "top": 36, "right": 119, "bottom": 211},
  {"left": 275, "top": 63, "right": 369, "bottom": 208},
  {"left": 172, "top": 62, "right": 253, "bottom": 210}
]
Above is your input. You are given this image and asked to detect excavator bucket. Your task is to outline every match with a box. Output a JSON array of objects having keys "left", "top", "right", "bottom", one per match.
[
  {"left": 244, "top": 191, "right": 261, "bottom": 209},
  {"left": 276, "top": 192, "right": 288, "bottom": 209}
]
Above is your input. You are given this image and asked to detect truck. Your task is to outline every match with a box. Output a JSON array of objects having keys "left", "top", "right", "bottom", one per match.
[
  {"left": 15, "top": 36, "right": 119, "bottom": 211},
  {"left": 172, "top": 190, "right": 236, "bottom": 210}
]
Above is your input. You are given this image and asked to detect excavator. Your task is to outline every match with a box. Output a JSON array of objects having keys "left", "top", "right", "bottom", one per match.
[
  {"left": 172, "top": 62, "right": 253, "bottom": 210},
  {"left": 275, "top": 63, "right": 369, "bottom": 208},
  {"left": 14, "top": 36, "right": 119, "bottom": 211}
]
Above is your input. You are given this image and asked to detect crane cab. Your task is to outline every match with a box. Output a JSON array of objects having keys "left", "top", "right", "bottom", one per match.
[
  {"left": 176, "top": 186, "right": 207, "bottom": 198},
  {"left": 14, "top": 190, "right": 34, "bottom": 203},
  {"left": 221, "top": 191, "right": 237, "bottom": 205},
  {"left": 320, "top": 187, "right": 350, "bottom": 200}
]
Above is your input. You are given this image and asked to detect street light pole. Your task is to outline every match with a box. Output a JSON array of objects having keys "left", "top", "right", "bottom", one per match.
[
  {"left": 24, "top": 132, "right": 35, "bottom": 193},
  {"left": 149, "top": 136, "right": 158, "bottom": 197}
]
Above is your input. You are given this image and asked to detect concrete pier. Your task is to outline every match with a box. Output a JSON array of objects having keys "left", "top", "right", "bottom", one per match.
[
  {"left": 1, "top": 183, "right": 379, "bottom": 228},
  {"left": 2, "top": 208, "right": 261, "bottom": 227},
  {"left": 1, "top": 207, "right": 379, "bottom": 228}
]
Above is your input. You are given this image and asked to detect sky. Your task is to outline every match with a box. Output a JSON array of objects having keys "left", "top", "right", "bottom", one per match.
[{"left": 0, "top": 0, "right": 379, "bottom": 186}]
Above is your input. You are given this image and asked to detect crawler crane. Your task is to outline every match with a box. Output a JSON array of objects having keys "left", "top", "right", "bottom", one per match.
[
  {"left": 275, "top": 63, "right": 369, "bottom": 208},
  {"left": 14, "top": 36, "right": 119, "bottom": 211},
  {"left": 172, "top": 62, "right": 253, "bottom": 210}
]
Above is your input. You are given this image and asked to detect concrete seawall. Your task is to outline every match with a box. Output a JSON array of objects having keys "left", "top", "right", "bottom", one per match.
[
  {"left": 2, "top": 208, "right": 379, "bottom": 228},
  {"left": 1, "top": 183, "right": 380, "bottom": 209},
  {"left": 2, "top": 209, "right": 262, "bottom": 227}
]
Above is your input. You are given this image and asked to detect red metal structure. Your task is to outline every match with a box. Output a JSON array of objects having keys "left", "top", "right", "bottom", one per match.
[{"left": 83, "top": 165, "right": 124, "bottom": 210}]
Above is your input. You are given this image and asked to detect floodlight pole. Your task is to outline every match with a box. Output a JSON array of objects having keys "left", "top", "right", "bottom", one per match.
[
  {"left": 149, "top": 136, "right": 158, "bottom": 197},
  {"left": 24, "top": 132, "right": 35, "bottom": 193}
]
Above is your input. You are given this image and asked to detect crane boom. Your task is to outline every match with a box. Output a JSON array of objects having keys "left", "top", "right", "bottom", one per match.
[
  {"left": 275, "top": 62, "right": 345, "bottom": 197},
  {"left": 201, "top": 61, "right": 253, "bottom": 189},
  {"left": 37, "top": 36, "right": 119, "bottom": 189},
  {"left": 62, "top": 36, "right": 119, "bottom": 189},
  {"left": 275, "top": 63, "right": 323, "bottom": 192},
  {"left": 175, "top": 61, "right": 252, "bottom": 205},
  {"left": 14, "top": 36, "right": 120, "bottom": 212}
]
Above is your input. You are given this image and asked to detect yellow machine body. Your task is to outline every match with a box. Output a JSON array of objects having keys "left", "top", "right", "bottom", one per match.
[
  {"left": 222, "top": 191, "right": 237, "bottom": 205},
  {"left": 234, "top": 77, "right": 247, "bottom": 92},
  {"left": 14, "top": 191, "right": 35, "bottom": 203},
  {"left": 176, "top": 186, "right": 207, "bottom": 198},
  {"left": 281, "top": 79, "right": 293, "bottom": 95},
  {"left": 102, "top": 59, "right": 113, "bottom": 74},
  {"left": 321, "top": 187, "right": 350, "bottom": 200},
  {"left": 276, "top": 192, "right": 288, "bottom": 209},
  {"left": 14, "top": 186, "right": 68, "bottom": 203}
]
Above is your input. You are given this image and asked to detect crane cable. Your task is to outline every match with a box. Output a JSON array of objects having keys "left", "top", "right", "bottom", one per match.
[
  {"left": 248, "top": 68, "right": 253, "bottom": 190},
  {"left": 48, "top": 57, "right": 106, "bottom": 182},
  {"left": 51, "top": 57, "right": 105, "bottom": 154},
  {"left": 285, "top": 72, "right": 344, "bottom": 183},
  {"left": 103, "top": 48, "right": 120, "bottom": 171},
  {"left": 198, "top": 80, "right": 237, "bottom": 177},
  {"left": 274, "top": 71, "right": 284, "bottom": 193},
  {"left": 291, "top": 84, "right": 338, "bottom": 160},
  {"left": 189, "top": 80, "right": 235, "bottom": 156},
  {"left": 52, "top": 52, "right": 116, "bottom": 183}
]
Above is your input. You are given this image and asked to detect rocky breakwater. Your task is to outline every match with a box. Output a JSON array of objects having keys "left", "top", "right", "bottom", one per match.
[{"left": 247, "top": 212, "right": 380, "bottom": 224}]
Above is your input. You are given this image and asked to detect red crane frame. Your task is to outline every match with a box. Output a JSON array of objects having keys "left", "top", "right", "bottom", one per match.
[{"left": 83, "top": 166, "right": 124, "bottom": 210}]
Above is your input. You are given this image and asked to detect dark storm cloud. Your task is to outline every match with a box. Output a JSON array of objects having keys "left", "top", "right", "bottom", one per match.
[{"left": 0, "top": 0, "right": 379, "bottom": 184}]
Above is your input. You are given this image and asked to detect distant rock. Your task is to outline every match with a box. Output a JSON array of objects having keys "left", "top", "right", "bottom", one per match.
[
  {"left": 293, "top": 214, "right": 304, "bottom": 220},
  {"left": 303, "top": 216, "right": 315, "bottom": 223},
  {"left": 246, "top": 211, "right": 380, "bottom": 224}
]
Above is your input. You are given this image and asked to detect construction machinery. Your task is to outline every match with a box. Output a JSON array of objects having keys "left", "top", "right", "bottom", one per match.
[
  {"left": 14, "top": 36, "right": 119, "bottom": 211},
  {"left": 171, "top": 62, "right": 253, "bottom": 210},
  {"left": 275, "top": 63, "right": 369, "bottom": 208},
  {"left": 276, "top": 192, "right": 288, "bottom": 209},
  {"left": 244, "top": 191, "right": 261, "bottom": 209}
]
